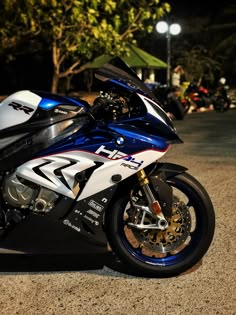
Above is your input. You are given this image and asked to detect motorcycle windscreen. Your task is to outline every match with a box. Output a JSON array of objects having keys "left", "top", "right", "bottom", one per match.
[
  {"left": 95, "top": 57, "right": 175, "bottom": 129},
  {"left": 95, "top": 57, "right": 158, "bottom": 101}
]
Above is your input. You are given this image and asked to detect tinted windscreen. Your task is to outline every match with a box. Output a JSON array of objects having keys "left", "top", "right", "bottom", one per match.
[{"left": 95, "top": 57, "right": 158, "bottom": 101}]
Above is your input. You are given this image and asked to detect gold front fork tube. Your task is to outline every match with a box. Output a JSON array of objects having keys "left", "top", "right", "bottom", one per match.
[
  {"left": 137, "top": 169, "right": 149, "bottom": 186},
  {"left": 137, "top": 169, "right": 162, "bottom": 216}
]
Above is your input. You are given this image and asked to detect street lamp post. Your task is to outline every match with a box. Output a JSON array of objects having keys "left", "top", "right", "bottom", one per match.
[{"left": 156, "top": 21, "right": 181, "bottom": 86}]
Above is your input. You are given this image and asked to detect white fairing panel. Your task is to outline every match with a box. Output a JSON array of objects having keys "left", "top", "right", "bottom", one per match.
[
  {"left": 0, "top": 90, "right": 41, "bottom": 130},
  {"left": 138, "top": 93, "right": 168, "bottom": 125},
  {"left": 16, "top": 149, "right": 168, "bottom": 200},
  {"left": 16, "top": 152, "right": 96, "bottom": 199},
  {"left": 77, "top": 149, "right": 167, "bottom": 200}
]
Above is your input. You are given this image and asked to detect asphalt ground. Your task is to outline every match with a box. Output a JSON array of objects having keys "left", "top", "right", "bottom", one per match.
[{"left": 0, "top": 109, "right": 235, "bottom": 314}]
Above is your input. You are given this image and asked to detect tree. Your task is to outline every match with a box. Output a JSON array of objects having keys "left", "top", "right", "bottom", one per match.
[
  {"left": 0, "top": 1, "right": 41, "bottom": 54},
  {"left": 207, "top": 4, "right": 236, "bottom": 55},
  {"left": 170, "top": 3, "right": 236, "bottom": 86},
  {"left": 174, "top": 46, "right": 221, "bottom": 87},
  {"left": 207, "top": 4, "right": 236, "bottom": 82},
  {"left": 0, "top": 0, "right": 170, "bottom": 93}
]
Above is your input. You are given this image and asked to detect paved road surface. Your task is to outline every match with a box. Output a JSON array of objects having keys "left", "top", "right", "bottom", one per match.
[{"left": 0, "top": 110, "right": 235, "bottom": 315}]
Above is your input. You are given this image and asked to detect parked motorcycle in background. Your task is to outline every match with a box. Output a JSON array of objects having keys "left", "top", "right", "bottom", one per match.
[
  {"left": 146, "top": 82, "right": 186, "bottom": 120},
  {"left": 183, "top": 79, "right": 231, "bottom": 113},
  {"left": 212, "top": 77, "right": 231, "bottom": 113},
  {"left": 184, "top": 82, "right": 213, "bottom": 112}
]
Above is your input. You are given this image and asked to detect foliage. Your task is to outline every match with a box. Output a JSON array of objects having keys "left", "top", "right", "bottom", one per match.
[
  {"left": 0, "top": 0, "right": 171, "bottom": 92},
  {"left": 0, "top": 0, "right": 40, "bottom": 53},
  {"left": 174, "top": 46, "right": 221, "bottom": 87},
  {"left": 171, "top": 3, "right": 236, "bottom": 87},
  {"left": 208, "top": 4, "right": 236, "bottom": 60}
]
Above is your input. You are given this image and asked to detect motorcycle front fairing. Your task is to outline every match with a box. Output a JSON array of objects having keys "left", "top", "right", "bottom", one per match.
[{"left": 94, "top": 58, "right": 183, "bottom": 144}]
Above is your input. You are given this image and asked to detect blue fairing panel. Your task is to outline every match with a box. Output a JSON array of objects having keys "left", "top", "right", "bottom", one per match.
[
  {"left": 33, "top": 91, "right": 87, "bottom": 110},
  {"left": 36, "top": 122, "right": 169, "bottom": 158}
]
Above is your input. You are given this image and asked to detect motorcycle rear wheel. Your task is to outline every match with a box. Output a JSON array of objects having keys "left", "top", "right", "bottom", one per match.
[
  {"left": 213, "top": 96, "right": 230, "bottom": 112},
  {"left": 106, "top": 172, "right": 215, "bottom": 277}
]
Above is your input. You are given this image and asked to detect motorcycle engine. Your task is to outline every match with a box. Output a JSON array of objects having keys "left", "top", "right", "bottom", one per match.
[{"left": 2, "top": 172, "right": 58, "bottom": 213}]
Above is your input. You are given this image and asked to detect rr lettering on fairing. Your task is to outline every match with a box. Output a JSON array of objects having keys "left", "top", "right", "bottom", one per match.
[
  {"left": 95, "top": 145, "right": 127, "bottom": 159},
  {"left": 8, "top": 102, "right": 34, "bottom": 115}
]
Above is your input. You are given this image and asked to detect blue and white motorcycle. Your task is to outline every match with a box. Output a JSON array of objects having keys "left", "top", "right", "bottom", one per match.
[{"left": 0, "top": 58, "right": 215, "bottom": 277}]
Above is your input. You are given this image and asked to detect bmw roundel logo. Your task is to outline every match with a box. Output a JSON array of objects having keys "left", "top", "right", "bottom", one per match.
[{"left": 116, "top": 136, "right": 125, "bottom": 145}]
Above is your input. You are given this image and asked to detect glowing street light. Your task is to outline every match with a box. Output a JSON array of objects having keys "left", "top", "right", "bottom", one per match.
[{"left": 156, "top": 21, "right": 181, "bottom": 86}]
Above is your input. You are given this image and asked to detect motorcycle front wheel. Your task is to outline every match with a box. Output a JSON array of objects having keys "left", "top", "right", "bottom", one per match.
[{"left": 106, "top": 172, "right": 215, "bottom": 277}]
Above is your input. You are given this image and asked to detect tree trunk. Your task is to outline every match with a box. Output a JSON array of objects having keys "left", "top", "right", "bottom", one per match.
[
  {"left": 66, "top": 75, "right": 72, "bottom": 94},
  {"left": 51, "top": 42, "right": 60, "bottom": 94},
  {"left": 51, "top": 73, "right": 59, "bottom": 93}
]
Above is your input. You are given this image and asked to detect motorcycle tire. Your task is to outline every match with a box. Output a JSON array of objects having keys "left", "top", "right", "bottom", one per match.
[
  {"left": 105, "top": 172, "right": 215, "bottom": 278},
  {"left": 167, "top": 98, "right": 185, "bottom": 120},
  {"left": 182, "top": 99, "right": 191, "bottom": 114},
  {"left": 213, "top": 96, "right": 230, "bottom": 112}
]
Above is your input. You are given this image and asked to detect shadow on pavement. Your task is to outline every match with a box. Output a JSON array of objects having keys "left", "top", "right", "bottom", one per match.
[
  {"left": 0, "top": 253, "right": 203, "bottom": 278},
  {"left": 0, "top": 252, "right": 133, "bottom": 276},
  {"left": 0, "top": 253, "right": 113, "bottom": 273}
]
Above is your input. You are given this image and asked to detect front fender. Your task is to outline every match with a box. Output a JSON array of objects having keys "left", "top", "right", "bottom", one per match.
[
  {"left": 148, "top": 162, "right": 188, "bottom": 218},
  {"left": 154, "top": 162, "right": 188, "bottom": 180},
  {"left": 107, "top": 162, "right": 188, "bottom": 221}
]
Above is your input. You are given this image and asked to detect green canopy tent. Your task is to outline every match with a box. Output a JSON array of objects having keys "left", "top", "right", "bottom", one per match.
[
  {"left": 84, "top": 44, "right": 167, "bottom": 83},
  {"left": 123, "top": 44, "right": 167, "bottom": 69}
]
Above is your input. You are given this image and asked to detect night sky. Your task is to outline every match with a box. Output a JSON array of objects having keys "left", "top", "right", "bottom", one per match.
[
  {"left": 168, "top": 0, "right": 235, "bottom": 18},
  {"left": 143, "top": 1, "right": 236, "bottom": 84}
]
